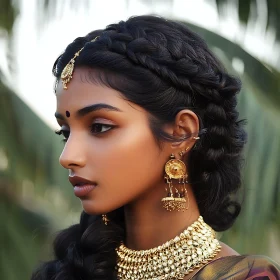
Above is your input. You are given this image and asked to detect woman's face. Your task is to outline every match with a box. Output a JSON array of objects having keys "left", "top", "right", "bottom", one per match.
[{"left": 55, "top": 68, "right": 171, "bottom": 214}]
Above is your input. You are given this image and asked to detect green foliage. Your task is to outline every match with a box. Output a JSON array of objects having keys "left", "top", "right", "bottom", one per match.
[
  {"left": 187, "top": 23, "right": 280, "bottom": 109},
  {"left": 0, "top": 77, "right": 73, "bottom": 279},
  {"left": 1, "top": 192, "right": 50, "bottom": 280},
  {"left": 215, "top": 0, "right": 280, "bottom": 41},
  {"left": 0, "top": 0, "right": 18, "bottom": 34},
  {"left": 0, "top": 78, "right": 68, "bottom": 189}
]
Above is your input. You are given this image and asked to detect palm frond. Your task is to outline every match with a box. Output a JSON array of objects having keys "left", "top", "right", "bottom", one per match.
[
  {"left": 0, "top": 0, "right": 18, "bottom": 34},
  {"left": 215, "top": 0, "right": 280, "bottom": 41}
]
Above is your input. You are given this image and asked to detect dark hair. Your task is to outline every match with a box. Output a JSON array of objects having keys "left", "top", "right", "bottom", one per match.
[{"left": 32, "top": 15, "right": 247, "bottom": 280}]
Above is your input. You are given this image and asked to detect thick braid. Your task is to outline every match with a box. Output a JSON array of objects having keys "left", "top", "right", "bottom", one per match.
[
  {"left": 89, "top": 34, "right": 203, "bottom": 93},
  {"left": 83, "top": 23, "right": 233, "bottom": 107},
  {"left": 31, "top": 210, "right": 124, "bottom": 280}
]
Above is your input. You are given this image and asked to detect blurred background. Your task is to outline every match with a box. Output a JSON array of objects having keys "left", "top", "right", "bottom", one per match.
[{"left": 0, "top": 0, "right": 279, "bottom": 279}]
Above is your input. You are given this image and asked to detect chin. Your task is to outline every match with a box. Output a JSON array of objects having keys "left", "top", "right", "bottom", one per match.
[
  {"left": 80, "top": 198, "right": 122, "bottom": 215},
  {"left": 80, "top": 199, "right": 102, "bottom": 215}
]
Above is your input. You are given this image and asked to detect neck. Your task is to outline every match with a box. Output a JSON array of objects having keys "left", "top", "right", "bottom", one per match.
[{"left": 123, "top": 183, "right": 200, "bottom": 250}]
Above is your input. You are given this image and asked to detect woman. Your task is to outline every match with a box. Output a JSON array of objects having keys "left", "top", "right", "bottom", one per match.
[{"left": 32, "top": 15, "right": 280, "bottom": 280}]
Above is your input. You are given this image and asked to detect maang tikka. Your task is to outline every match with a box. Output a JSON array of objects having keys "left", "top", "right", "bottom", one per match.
[
  {"left": 162, "top": 148, "right": 189, "bottom": 211},
  {"left": 61, "top": 36, "right": 100, "bottom": 89}
]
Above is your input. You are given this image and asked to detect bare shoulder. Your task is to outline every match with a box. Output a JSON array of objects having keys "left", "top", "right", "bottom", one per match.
[{"left": 217, "top": 241, "right": 239, "bottom": 257}]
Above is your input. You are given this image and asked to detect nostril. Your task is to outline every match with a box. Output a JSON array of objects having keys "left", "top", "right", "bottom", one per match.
[{"left": 59, "top": 146, "right": 86, "bottom": 169}]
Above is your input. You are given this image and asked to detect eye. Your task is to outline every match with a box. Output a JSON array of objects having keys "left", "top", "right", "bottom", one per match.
[
  {"left": 55, "top": 129, "right": 70, "bottom": 142},
  {"left": 91, "top": 123, "right": 115, "bottom": 134}
]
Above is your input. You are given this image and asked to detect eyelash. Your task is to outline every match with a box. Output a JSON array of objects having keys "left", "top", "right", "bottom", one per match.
[
  {"left": 55, "top": 123, "right": 115, "bottom": 142},
  {"left": 55, "top": 129, "right": 69, "bottom": 142}
]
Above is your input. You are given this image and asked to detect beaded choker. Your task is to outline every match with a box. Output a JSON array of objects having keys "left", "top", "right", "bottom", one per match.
[{"left": 116, "top": 216, "right": 221, "bottom": 280}]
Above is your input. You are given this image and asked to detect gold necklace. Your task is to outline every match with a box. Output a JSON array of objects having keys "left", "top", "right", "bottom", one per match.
[{"left": 116, "top": 216, "right": 221, "bottom": 280}]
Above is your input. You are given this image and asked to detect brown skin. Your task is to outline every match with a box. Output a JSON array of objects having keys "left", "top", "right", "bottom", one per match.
[{"left": 55, "top": 67, "right": 239, "bottom": 279}]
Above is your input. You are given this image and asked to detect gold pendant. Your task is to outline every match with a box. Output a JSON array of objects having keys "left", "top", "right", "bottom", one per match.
[
  {"left": 61, "top": 59, "right": 75, "bottom": 89},
  {"left": 164, "top": 157, "right": 186, "bottom": 179}
]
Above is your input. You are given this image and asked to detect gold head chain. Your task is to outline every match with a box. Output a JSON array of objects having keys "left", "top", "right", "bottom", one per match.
[{"left": 60, "top": 36, "right": 100, "bottom": 90}]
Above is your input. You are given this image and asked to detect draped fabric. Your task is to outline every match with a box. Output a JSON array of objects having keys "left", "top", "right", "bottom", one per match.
[{"left": 192, "top": 255, "right": 280, "bottom": 279}]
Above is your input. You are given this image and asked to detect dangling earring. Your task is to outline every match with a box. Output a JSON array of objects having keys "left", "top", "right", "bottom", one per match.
[
  {"left": 102, "top": 214, "right": 109, "bottom": 225},
  {"left": 161, "top": 152, "right": 189, "bottom": 211}
]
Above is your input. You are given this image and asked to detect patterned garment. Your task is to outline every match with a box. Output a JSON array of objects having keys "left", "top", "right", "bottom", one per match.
[{"left": 191, "top": 255, "right": 280, "bottom": 279}]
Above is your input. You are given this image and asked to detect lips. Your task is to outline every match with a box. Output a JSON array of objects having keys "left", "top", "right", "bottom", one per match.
[{"left": 69, "top": 176, "right": 97, "bottom": 197}]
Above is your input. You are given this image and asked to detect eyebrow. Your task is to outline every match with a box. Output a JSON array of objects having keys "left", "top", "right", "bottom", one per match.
[{"left": 55, "top": 103, "right": 122, "bottom": 120}]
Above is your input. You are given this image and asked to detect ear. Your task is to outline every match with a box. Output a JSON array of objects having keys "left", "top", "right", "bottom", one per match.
[{"left": 165, "top": 109, "right": 200, "bottom": 156}]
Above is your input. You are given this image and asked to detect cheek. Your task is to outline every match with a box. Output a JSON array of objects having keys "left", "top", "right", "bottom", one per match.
[
  {"left": 84, "top": 123, "right": 165, "bottom": 210},
  {"left": 102, "top": 125, "right": 162, "bottom": 179}
]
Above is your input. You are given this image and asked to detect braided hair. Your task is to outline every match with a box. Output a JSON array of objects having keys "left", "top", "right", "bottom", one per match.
[{"left": 32, "top": 15, "right": 247, "bottom": 280}]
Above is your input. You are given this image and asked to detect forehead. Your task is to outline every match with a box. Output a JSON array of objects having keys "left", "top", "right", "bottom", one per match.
[
  {"left": 56, "top": 68, "right": 122, "bottom": 107},
  {"left": 55, "top": 68, "right": 139, "bottom": 113}
]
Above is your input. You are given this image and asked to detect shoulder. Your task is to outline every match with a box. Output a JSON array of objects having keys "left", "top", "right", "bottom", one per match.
[
  {"left": 192, "top": 254, "right": 280, "bottom": 280},
  {"left": 218, "top": 241, "right": 239, "bottom": 257}
]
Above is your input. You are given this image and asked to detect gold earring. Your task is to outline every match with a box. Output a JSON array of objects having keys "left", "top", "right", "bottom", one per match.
[
  {"left": 179, "top": 146, "right": 190, "bottom": 157},
  {"left": 102, "top": 214, "right": 109, "bottom": 225},
  {"left": 179, "top": 151, "right": 184, "bottom": 157},
  {"left": 161, "top": 154, "right": 189, "bottom": 211}
]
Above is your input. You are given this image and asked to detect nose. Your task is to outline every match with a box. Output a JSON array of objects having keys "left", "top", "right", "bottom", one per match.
[{"left": 59, "top": 137, "right": 86, "bottom": 170}]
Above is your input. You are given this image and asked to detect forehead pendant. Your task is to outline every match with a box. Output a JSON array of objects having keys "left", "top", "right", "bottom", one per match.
[{"left": 61, "top": 36, "right": 100, "bottom": 90}]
